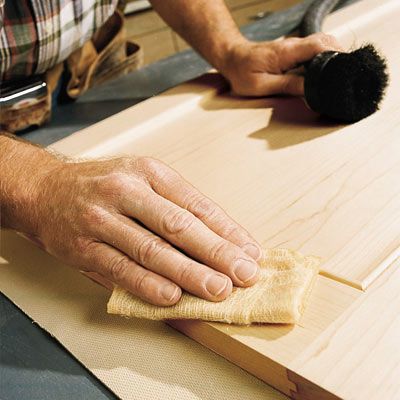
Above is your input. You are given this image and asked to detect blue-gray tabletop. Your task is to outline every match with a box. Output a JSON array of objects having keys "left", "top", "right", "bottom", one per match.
[{"left": 0, "top": 1, "right": 358, "bottom": 398}]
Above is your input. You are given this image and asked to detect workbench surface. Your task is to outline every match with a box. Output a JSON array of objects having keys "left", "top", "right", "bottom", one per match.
[{"left": 0, "top": 1, "right": 363, "bottom": 399}]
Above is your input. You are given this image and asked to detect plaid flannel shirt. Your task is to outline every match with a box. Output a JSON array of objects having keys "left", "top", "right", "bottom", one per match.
[{"left": 0, "top": 0, "right": 118, "bottom": 82}]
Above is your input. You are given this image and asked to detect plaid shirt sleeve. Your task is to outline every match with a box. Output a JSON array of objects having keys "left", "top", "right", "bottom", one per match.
[{"left": 0, "top": 0, "right": 118, "bottom": 82}]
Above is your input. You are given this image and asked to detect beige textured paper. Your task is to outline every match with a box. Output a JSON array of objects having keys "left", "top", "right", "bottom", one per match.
[
  {"left": 108, "top": 249, "right": 320, "bottom": 325},
  {"left": 0, "top": 230, "right": 286, "bottom": 400}
]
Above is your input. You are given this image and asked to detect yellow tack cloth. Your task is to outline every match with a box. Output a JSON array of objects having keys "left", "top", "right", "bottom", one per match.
[{"left": 107, "top": 248, "right": 320, "bottom": 325}]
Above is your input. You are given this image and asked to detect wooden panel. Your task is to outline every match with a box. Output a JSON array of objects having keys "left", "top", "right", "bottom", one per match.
[
  {"left": 52, "top": 0, "right": 400, "bottom": 290},
  {"left": 290, "top": 258, "right": 400, "bottom": 400},
  {"left": 168, "top": 275, "right": 360, "bottom": 396},
  {"left": 49, "top": 0, "right": 400, "bottom": 398}
]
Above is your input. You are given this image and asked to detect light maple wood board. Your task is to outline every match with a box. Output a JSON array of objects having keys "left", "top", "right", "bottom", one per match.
[
  {"left": 169, "top": 275, "right": 361, "bottom": 397},
  {"left": 47, "top": 0, "right": 400, "bottom": 398},
  {"left": 52, "top": 0, "right": 400, "bottom": 291},
  {"left": 289, "top": 258, "right": 400, "bottom": 400}
]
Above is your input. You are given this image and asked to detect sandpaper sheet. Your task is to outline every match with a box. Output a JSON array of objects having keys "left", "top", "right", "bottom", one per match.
[{"left": 0, "top": 230, "right": 285, "bottom": 399}]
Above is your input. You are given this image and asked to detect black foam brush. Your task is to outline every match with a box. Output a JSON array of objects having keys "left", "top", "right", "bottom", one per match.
[{"left": 299, "top": 0, "right": 389, "bottom": 122}]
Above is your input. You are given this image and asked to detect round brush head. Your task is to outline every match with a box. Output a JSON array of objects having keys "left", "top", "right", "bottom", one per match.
[{"left": 304, "top": 44, "right": 389, "bottom": 122}]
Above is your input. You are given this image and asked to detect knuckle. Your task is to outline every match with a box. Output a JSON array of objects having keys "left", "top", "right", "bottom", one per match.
[
  {"left": 74, "top": 237, "right": 95, "bottom": 255},
  {"left": 108, "top": 256, "right": 130, "bottom": 281},
  {"left": 281, "top": 38, "right": 298, "bottom": 52},
  {"left": 81, "top": 205, "right": 109, "bottom": 227},
  {"left": 265, "top": 47, "right": 280, "bottom": 68},
  {"left": 136, "top": 236, "right": 164, "bottom": 265},
  {"left": 137, "top": 156, "right": 170, "bottom": 183},
  {"left": 324, "top": 33, "right": 336, "bottom": 43},
  {"left": 134, "top": 270, "right": 153, "bottom": 294},
  {"left": 209, "top": 240, "right": 231, "bottom": 263},
  {"left": 219, "top": 223, "right": 240, "bottom": 239},
  {"left": 324, "top": 34, "right": 341, "bottom": 50},
  {"left": 186, "top": 193, "right": 216, "bottom": 219},
  {"left": 280, "top": 76, "right": 291, "bottom": 93},
  {"left": 250, "top": 78, "right": 264, "bottom": 93},
  {"left": 138, "top": 156, "right": 162, "bottom": 172},
  {"left": 310, "top": 33, "right": 331, "bottom": 50},
  {"left": 162, "top": 208, "right": 194, "bottom": 235},
  {"left": 176, "top": 261, "right": 198, "bottom": 285},
  {"left": 98, "top": 172, "right": 131, "bottom": 195}
]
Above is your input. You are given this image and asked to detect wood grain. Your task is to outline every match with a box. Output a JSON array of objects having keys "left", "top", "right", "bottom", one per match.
[
  {"left": 49, "top": 0, "right": 400, "bottom": 398},
  {"left": 52, "top": 0, "right": 400, "bottom": 290},
  {"left": 168, "top": 275, "right": 360, "bottom": 396},
  {"left": 290, "top": 258, "right": 400, "bottom": 400}
]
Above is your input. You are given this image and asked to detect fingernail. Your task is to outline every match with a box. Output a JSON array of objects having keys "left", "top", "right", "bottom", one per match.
[
  {"left": 234, "top": 259, "right": 259, "bottom": 283},
  {"left": 206, "top": 275, "right": 229, "bottom": 297},
  {"left": 242, "top": 243, "right": 262, "bottom": 260},
  {"left": 161, "top": 283, "right": 179, "bottom": 302}
]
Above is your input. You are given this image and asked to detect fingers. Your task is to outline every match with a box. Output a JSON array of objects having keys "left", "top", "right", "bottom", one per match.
[
  {"left": 83, "top": 241, "right": 182, "bottom": 306},
  {"left": 278, "top": 33, "right": 344, "bottom": 71},
  {"left": 138, "top": 157, "right": 262, "bottom": 261},
  {"left": 253, "top": 74, "right": 305, "bottom": 96},
  {"left": 118, "top": 185, "right": 260, "bottom": 288},
  {"left": 239, "top": 33, "right": 341, "bottom": 96},
  {"left": 222, "top": 33, "right": 343, "bottom": 97},
  {"left": 96, "top": 213, "right": 233, "bottom": 301}
]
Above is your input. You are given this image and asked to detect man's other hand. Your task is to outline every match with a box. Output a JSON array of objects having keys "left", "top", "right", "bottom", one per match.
[{"left": 220, "top": 33, "right": 343, "bottom": 97}]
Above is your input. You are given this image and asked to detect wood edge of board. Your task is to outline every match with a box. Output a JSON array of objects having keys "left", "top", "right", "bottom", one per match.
[
  {"left": 166, "top": 318, "right": 296, "bottom": 397},
  {"left": 166, "top": 274, "right": 362, "bottom": 399},
  {"left": 166, "top": 318, "right": 343, "bottom": 399}
]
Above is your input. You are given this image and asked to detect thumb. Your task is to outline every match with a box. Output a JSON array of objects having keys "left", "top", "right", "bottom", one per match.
[{"left": 278, "top": 33, "right": 344, "bottom": 71}]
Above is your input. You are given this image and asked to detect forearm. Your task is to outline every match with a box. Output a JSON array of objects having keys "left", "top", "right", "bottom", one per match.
[
  {"left": 0, "top": 132, "right": 61, "bottom": 233},
  {"left": 149, "top": 0, "right": 246, "bottom": 71}
]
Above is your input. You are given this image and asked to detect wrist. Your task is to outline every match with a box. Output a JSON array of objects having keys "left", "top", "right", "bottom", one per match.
[
  {"left": 213, "top": 32, "right": 251, "bottom": 75},
  {"left": 0, "top": 134, "right": 64, "bottom": 234}
]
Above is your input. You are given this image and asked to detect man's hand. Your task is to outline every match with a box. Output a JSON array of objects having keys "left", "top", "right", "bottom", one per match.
[
  {"left": 1, "top": 135, "right": 261, "bottom": 307},
  {"left": 36, "top": 157, "right": 262, "bottom": 306},
  {"left": 220, "top": 33, "right": 343, "bottom": 97},
  {"left": 150, "top": 1, "right": 342, "bottom": 97}
]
